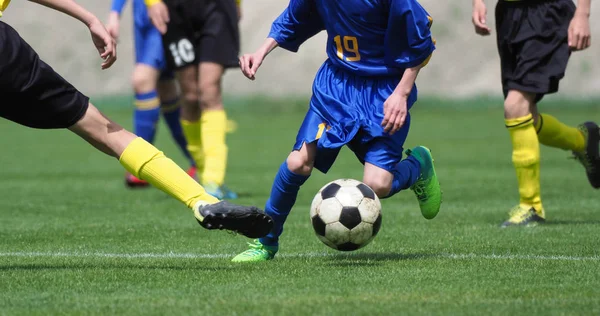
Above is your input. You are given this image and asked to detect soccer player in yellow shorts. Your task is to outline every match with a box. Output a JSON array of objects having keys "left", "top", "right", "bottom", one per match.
[{"left": 0, "top": 0, "right": 272, "bottom": 238}]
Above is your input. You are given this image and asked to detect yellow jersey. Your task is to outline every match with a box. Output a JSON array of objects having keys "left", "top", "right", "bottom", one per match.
[{"left": 0, "top": 0, "right": 11, "bottom": 17}]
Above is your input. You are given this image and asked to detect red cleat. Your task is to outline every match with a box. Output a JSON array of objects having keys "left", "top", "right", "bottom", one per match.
[
  {"left": 187, "top": 166, "right": 198, "bottom": 181},
  {"left": 125, "top": 173, "right": 150, "bottom": 188}
]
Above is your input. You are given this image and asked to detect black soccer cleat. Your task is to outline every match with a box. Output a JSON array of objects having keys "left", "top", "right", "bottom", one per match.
[
  {"left": 572, "top": 121, "right": 600, "bottom": 189},
  {"left": 193, "top": 201, "right": 274, "bottom": 238}
]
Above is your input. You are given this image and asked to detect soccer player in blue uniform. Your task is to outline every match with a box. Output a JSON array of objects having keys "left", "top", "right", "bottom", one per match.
[
  {"left": 232, "top": 0, "right": 443, "bottom": 262},
  {"left": 106, "top": 0, "right": 196, "bottom": 188},
  {"left": 0, "top": 0, "right": 273, "bottom": 238}
]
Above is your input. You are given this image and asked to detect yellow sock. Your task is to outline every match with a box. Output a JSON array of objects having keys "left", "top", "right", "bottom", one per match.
[
  {"left": 181, "top": 119, "right": 205, "bottom": 175},
  {"left": 119, "top": 138, "right": 219, "bottom": 208},
  {"left": 535, "top": 113, "right": 585, "bottom": 152},
  {"left": 201, "top": 109, "right": 228, "bottom": 186},
  {"left": 506, "top": 114, "right": 543, "bottom": 213}
]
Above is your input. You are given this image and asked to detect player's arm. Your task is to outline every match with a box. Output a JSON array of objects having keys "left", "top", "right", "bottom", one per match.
[
  {"left": 472, "top": 0, "right": 491, "bottom": 36},
  {"left": 144, "top": 0, "right": 169, "bottom": 34},
  {"left": 381, "top": 0, "right": 435, "bottom": 134},
  {"left": 28, "top": 0, "right": 117, "bottom": 69},
  {"left": 569, "top": 0, "right": 591, "bottom": 51},
  {"left": 239, "top": 38, "right": 278, "bottom": 80},
  {"left": 106, "top": 0, "right": 128, "bottom": 40},
  {"left": 240, "top": 0, "right": 323, "bottom": 80},
  {"left": 268, "top": 0, "right": 324, "bottom": 53}
]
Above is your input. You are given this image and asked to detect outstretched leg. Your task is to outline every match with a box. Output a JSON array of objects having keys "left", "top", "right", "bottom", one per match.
[{"left": 68, "top": 103, "right": 273, "bottom": 238}]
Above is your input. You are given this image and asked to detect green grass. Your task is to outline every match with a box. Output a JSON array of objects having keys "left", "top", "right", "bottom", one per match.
[{"left": 0, "top": 97, "right": 599, "bottom": 315}]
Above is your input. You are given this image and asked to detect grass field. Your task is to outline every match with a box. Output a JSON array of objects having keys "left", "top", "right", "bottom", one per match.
[{"left": 0, "top": 97, "right": 599, "bottom": 315}]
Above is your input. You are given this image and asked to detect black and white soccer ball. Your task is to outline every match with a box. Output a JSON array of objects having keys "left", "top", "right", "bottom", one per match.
[{"left": 310, "top": 179, "right": 382, "bottom": 251}]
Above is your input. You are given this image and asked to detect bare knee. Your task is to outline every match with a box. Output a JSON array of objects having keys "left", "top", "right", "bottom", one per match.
[
  {"left": 504, "top": 90, "right": 536, "bottom": 119},
  {"left": 198, "top": 62, "right": 224, "bottom": 111},
  {"left": 286, "top": 151, "right": 313, "bottom": 176},
  {"left": 198, "top": 80, "right": 222, "bottom": 111},
  {"left": 363, "top": 177, "right": 391, "bottom": 198},
  {"left": 131, "top": 66, "right": 158, "bottom": 94}
]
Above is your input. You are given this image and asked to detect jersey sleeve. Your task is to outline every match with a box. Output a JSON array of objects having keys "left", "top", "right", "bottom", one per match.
[
  {"left": 385, "top": 0, "right": 436, "bottom": 69},
  {"left": 111, "top": 0, "right": 128, "bottom": 14},
  {"left": 268, "top": 0, "right": 325, "bottom": 53}
]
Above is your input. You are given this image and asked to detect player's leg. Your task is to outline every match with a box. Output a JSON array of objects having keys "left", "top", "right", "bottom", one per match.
[
  {"left": 359, "top": 117, "right": 440, "bottom": 219},
  {"left": 232, "top": 109, "right": 336, "bottom": 262},
  {"left": 503, "top": 90, "right": 545, "bottom": 227},
  {"left": 68, "top": 103, "right": 272, "bottom": 237},
  {"left": 194, "top": 1, "right": 241, "bottom": 200},
  {"left": 231, "top": 142, "right": 315, "bottom": 262},
  {"left": 0, "top": 21, "right": 273, "bottom": 238},
  {"left": 157, "top": 76, "right": 197, "bottom": 178},
  {"left": 175, "top": 65, "right": 205, "bottom": 179},
  {"left": 126, "top": 64, "right": 162, "bottom": 187},
  {"left": 197, "top": 62, "right": 236, "bottom": 199},
  {"left": 160, "top": 1, "right": 206, "bottom": 185},
  {"left": 533, "top": 98, "right": 600, "bottom": 189}
]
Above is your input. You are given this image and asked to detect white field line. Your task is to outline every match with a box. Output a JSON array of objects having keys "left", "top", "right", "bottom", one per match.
[{"left": 0, "top": 251, "right": 598, "bottom": 261}]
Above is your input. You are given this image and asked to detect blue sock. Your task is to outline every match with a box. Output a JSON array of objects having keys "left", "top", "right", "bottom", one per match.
[
  {"left": 134, "top": 91, "right": 161, "bottom": 143},
  {"left": 161, "top": 98, "right": 195, "bottom": 167},
  {"left": 259, "top": 162, "right": 310, "bottom": 247},
  {"left": 385, "top": 156, "right": 421, "bottom": 198}
]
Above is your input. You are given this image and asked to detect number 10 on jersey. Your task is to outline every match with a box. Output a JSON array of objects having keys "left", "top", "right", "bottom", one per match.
[{"left": 334, "top": 35, "right": 361, "bottom": 62}]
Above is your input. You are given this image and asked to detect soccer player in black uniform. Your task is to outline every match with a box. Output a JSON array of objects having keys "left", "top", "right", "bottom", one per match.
[
  {"left": 145, "top": 0, "right": 241, "bottom": 200},
  {"left": 472, "top": 0, "right": 600, "bottom": 226},
  {"left": 0, "top": 0, "right": 272, "bottom": 238}
]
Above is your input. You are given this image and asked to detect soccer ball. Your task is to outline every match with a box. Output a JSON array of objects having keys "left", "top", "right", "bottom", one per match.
[{"left": 310, "top": 179, "right": 382, "bottom": 251}]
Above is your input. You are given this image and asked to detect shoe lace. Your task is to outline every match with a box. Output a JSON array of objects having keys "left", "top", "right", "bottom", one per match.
[
  {"left": 412, "top": 180, "right": 427, "bottom": 201},
  {"left": 241, "top": 241, "right": 266, "bottom": 256}
]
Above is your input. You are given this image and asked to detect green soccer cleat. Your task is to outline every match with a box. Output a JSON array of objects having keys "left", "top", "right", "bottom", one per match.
[
  {"left": 572, "top": 121, "right": 600, "bottom": 189},
  {"left": 231, "top": 239, "right": 278, "bottom": 263},
  {"left": 501, "top": 205, "right": 545, "bottom": 227},
  {"left": 193, "top": 201, "right": 273, "bottom": 238},
  {"left": 406, "top": 146, "right": 442, "bottom": 219}
]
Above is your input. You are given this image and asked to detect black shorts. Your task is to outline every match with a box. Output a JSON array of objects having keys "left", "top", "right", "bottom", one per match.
[
  {"left": 495, "top": 0, "right": 575, "bottom": 100},
  {"left": 0, "top": 21, "right": 89, "bottom": 129},
  {"left": 162, "top": 0, "right": 239, "bottom": 70}
]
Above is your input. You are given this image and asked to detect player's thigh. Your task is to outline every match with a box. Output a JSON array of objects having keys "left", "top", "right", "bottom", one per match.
[
  {"left": 293, "top": 109, "right": 341, "bottom": 174},
  {"left": 131, "top": 64, "right": 160, "bottom": 93},
  {"left": 196, "top": 3, "right": 239, "bottom": 69},
  {"left": 198, "top": 62, "right": 225, "bottom": 109},
  {"left": 0, "top": 22, "right": 89, "bottom": 129}
]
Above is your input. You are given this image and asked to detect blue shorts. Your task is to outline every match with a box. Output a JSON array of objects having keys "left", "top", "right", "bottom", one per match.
[
  {"left": 133, "top": 9, "right": 174, "bottom": 79},
  {"left": 294, "top": 59, "right": 418, "bottom": 173}
]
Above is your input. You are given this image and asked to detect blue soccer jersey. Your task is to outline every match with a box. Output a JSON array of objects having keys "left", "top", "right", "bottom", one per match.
[{"left": 269, "top": 0, "right": 435, "bottom": 77}]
